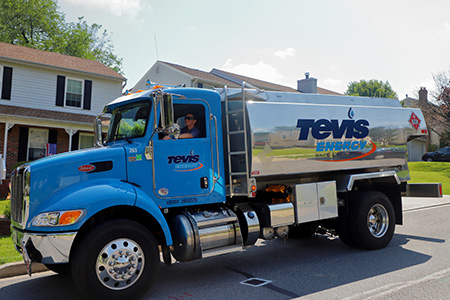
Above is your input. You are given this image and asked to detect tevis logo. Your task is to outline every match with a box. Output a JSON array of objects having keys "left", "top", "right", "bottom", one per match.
[
  {"left": 296, "top": 119, "right": 370, "bottom": 140},
  {"left": 167, "top": 154, "right": 200, "bottom": 164},
  {"left": 167, "top": 151, "right": 203, "bottom": 172}
]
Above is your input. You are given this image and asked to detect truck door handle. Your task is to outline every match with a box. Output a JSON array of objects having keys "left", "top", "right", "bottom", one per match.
[{"left": 201, "top": 177, "right": 209, "bottom": 189}]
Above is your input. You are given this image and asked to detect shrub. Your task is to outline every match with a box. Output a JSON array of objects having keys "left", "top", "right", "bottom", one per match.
[
  {"left": 2, "top": 201, "right": 11, "bottom": 219},
  {"left": 428, "top": 144, "right": 438, "bottom": 152}
]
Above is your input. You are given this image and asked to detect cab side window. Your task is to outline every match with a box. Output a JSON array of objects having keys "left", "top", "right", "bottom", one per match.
[{"left": 159, "top": 103, "right": 206, "bottom": 139}]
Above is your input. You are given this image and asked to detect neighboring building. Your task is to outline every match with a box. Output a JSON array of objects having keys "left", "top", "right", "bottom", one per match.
[
  {"left": 402, "top": 87, "right": 440, "bottom": 161},
  {"left": 0, "top": 42, "right": 125, "bottom": 181},
  {"left": 132, "top": 61, "right": 342, "bottom": 95}
]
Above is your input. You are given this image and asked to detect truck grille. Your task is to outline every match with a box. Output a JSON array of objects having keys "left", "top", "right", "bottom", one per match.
[{"left": 10, "top": 168, "right": 24, "bottom": 224}]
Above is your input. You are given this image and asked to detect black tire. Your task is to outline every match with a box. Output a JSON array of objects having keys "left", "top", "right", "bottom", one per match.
[
  {"left": 336, "top": 216, "right": 357, "bottom": 247},
  {"left": 71, "top": 219, "right": 159, "bottom": 300},
  {"left": 45, "top": 263, "right": 71, "bottom": 276},
  {"left": 349, "top": 191, "right": 395, "bottom": 250},
  {"left": 426, "top": 157, "right": 433, "bottom": 162}
]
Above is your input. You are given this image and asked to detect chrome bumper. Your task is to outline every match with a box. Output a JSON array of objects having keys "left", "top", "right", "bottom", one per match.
[{"left": 12, "top": 226, "right": 77, "bottom": 265}]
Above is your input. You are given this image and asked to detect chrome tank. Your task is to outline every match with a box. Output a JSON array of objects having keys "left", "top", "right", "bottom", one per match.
[{"left": 222, "top": 89, "right": 427, "bottom": 182}]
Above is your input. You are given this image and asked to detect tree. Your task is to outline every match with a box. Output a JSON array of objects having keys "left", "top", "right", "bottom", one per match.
[
  {"left": 420, "top": 70, "right": 450, "bottom": 147},
  {"left": 345, "top": 79, "right": 398, "bottom": 98},
  {"left": 0, "top": 0, "right": 122, "bottom": 73}
]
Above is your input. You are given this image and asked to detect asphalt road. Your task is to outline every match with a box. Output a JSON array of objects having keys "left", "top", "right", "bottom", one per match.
[{"left": 1, "top": 196, "right": 450, "bottom": 300}]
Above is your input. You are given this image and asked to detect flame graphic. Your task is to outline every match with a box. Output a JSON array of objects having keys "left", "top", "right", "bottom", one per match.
[{"left": 348, "top": 107, "right": 354, "bottom": 119}]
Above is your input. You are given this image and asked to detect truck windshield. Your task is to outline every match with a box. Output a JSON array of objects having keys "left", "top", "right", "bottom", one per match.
[{"left": 107, "top": 101, "right": 151, "bottom": 142}]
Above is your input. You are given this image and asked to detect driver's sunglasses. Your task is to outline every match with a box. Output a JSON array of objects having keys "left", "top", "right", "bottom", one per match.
[{"left": 185, "top": 117, "right": 195, "bottom": 120}]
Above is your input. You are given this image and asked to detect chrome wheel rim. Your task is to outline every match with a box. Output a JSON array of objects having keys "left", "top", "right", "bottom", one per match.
[
  {"left": 96, "top": 238, "right": 145, "bottom": 290},
  {"left": 367, "top": 204, "right": 389, "bottom": 238}
]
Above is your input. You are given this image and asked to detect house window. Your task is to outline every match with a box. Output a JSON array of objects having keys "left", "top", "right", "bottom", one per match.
[
  {"left": 28, "top": 128, "right": 48, "bottom": 161},
  {"left": 79, "top": 133, "right": 94, "bottom": 149},
  {"left": 56, "top": 76, "right": 92, "bottom": 110},
  {"left": 197, "top": 82, "right": 215, "bottom": 89},
  {"left": 66, "top": 79, "right": 83, "bottom": 107}
]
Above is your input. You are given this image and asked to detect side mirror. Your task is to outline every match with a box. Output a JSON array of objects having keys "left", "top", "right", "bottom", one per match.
[
  {"left": 164, "top": 123, "right": 181, "bottom": 140},
  {"left": 160, "top": 94, "right": 174, "bottom": 129},
  {"left": 93, "top": 116, "right": 103, "bottom": 147}
]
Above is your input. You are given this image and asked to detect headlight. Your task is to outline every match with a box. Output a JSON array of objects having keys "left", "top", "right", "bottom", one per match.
[{"left": 32, "top": 210, "right": 86, "bottom": 227}]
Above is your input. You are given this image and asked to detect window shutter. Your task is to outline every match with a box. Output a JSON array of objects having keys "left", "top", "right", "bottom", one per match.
[
  {"left": 18, "top": 127, "right": 29, "bottom": 162},
  {"left": 55, "top": 75, "right": 65, "bottom": 107},
  {"left": 71, "top": 132, "right": 79, "bottom": 151},
  {"left": 49, "top": 129, "right": 58, "bottom": 144},
  {"left": 1, "top": 66, "right": 13, "bottom": 100},
  {"left": 83, "top": 80, "right": 92, "bottom": 110}
]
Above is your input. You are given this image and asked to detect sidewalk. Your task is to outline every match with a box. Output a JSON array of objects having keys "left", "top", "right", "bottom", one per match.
[
  {"left": 2, "top": 195, "right": 450, "bottom": 279},
  {"left": 0, "top": 262, "right": 47, "bottom": 279},
  {"left": 402, "top": 194, "right": 450, "bottom": 211}
]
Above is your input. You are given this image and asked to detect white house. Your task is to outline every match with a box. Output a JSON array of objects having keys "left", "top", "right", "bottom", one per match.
[
  {"left": 0, "top": 42, "right": 125, "bottom": 184},
  {"left": 132, "top": 61, "right": 342, "bottom": 95}
]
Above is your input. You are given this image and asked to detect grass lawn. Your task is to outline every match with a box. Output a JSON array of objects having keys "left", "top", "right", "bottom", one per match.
[
  {"left": 0, "top": 199, "right": 9, "bottom": 217},
  {"left": 0, "top": 235, "right": 22, "bottom": 265},
  {"left": 0, "top": 199, "right": 22, "bottom": 265},
  {"left": 408, "top": 162, "right": 450, "bottom": 195}
]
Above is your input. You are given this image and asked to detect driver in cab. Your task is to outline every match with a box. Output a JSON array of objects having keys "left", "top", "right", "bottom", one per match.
[{"left": 163, "top": 113, "right": 201, "bottom": 139}]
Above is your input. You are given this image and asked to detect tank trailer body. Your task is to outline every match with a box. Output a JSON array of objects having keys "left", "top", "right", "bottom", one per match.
[{"left": 10, "top": 86, "right": 427, "bottom": 299}]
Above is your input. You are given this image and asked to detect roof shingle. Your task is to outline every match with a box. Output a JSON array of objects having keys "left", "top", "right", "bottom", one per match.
[{"left": 0, "top": 42, "right": 125, "bottom": 81}]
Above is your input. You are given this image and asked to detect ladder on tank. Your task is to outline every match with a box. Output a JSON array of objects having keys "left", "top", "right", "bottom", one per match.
[{"left": 224, "top": 83, "right": 251, "bottom": 197}]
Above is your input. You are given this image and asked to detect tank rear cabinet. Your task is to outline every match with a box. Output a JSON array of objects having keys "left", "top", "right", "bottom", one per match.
[{"left": 293, "top": 181, "right": 338, "bottom": 224}]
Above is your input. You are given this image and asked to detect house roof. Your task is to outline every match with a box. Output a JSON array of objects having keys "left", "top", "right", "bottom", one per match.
[
  {"left": 0, "top": 42, "right": 125, "bottom": 81},
  {"left": 211, "top": 68, "right": 298, "bottom": 93},
  {"left": 158, "top": 61, "right": 342, "bottom": 95},
  {"left": 159, "top": 61, "right": 239, "bottom": 87}
]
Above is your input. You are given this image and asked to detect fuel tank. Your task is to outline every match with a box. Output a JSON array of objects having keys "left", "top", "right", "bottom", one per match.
[{"left": 222, "top": 89, "right": 427, "bottom": 181}]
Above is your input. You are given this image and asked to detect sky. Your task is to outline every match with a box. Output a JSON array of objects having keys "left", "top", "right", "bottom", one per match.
[{"left": 58, "top": 0, "right": 450, "bottom": 99}]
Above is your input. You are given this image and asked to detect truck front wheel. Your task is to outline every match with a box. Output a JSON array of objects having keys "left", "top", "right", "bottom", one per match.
[
  {"left": 349, "top": 191, "right": 395, "bottom": 250},
  {"left": 71, "top": 219, "right": 159, "bottom": 300}
]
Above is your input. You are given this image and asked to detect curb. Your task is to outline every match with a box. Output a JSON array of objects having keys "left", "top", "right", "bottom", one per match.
[{"left": 0, "top": 262, "right": 48, "bottom": 279}]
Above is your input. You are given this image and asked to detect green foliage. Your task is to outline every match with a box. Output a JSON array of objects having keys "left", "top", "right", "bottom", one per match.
[
  {"left": 0, "top": 0, "right": 122, "bottom": 73},
  {"left": 131, "top": 123, "right": 145, "bottom": 136},
  {"left": 0, "top": 235, "right": 22, "bottom": 264},
  {"left": 2, "top": 201, "right": 11, "bottom": 220},
  {"left": 345, "top": 79, "right": 398, "bottom": 98},
  {"left": 0, "top": 199, "right": 10, "bottom": 218},
  {"left": 428, "top": 144, "right": 438, "bottom": 152}
]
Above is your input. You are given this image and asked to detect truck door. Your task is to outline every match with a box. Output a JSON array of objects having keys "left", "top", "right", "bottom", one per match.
[{"left": 152, "top": 101, "right": 215, "bottom": 203}]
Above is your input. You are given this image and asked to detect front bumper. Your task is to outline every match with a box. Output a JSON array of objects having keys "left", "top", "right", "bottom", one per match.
[{"left": 12, "top": 226, "right": 77, "bottom": 267}]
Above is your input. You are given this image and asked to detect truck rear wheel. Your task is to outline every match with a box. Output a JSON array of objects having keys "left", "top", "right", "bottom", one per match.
[
  {"left": 71, "top": 219, "right": 159, "bottom": 300},
  {"left": 349, "top": 191, "right": 395, "bottom": 250}
]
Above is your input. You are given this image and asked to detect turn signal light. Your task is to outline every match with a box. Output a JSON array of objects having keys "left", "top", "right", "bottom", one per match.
[{"left": 59, "top": 211, "right": 83, "bottom": 225}]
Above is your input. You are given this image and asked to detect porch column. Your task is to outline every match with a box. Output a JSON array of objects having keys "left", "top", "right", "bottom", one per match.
[
  {"left": 65, "top": 128, "right": 78, "bottom": 152},
  {"left": 2, "top": 123, "right": 15, "bottom": 179}
]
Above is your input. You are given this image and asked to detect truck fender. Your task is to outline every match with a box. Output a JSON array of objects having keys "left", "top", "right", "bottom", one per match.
[
  {"left": 29, "top": 178, "right": 137, "bottom": 231},
  {"left": 134, "top": 187, "right": 173, "bottom": 246}
]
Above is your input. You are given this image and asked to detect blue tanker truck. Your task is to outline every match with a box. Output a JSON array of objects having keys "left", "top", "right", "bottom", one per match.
[{"left": 10, "top": 85, "right": 427, "bottom": 299}]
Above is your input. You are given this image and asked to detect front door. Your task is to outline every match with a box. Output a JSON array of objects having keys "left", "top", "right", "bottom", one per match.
[{"left": 152, "top": 100, "right": 215, "bottom": 206}]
